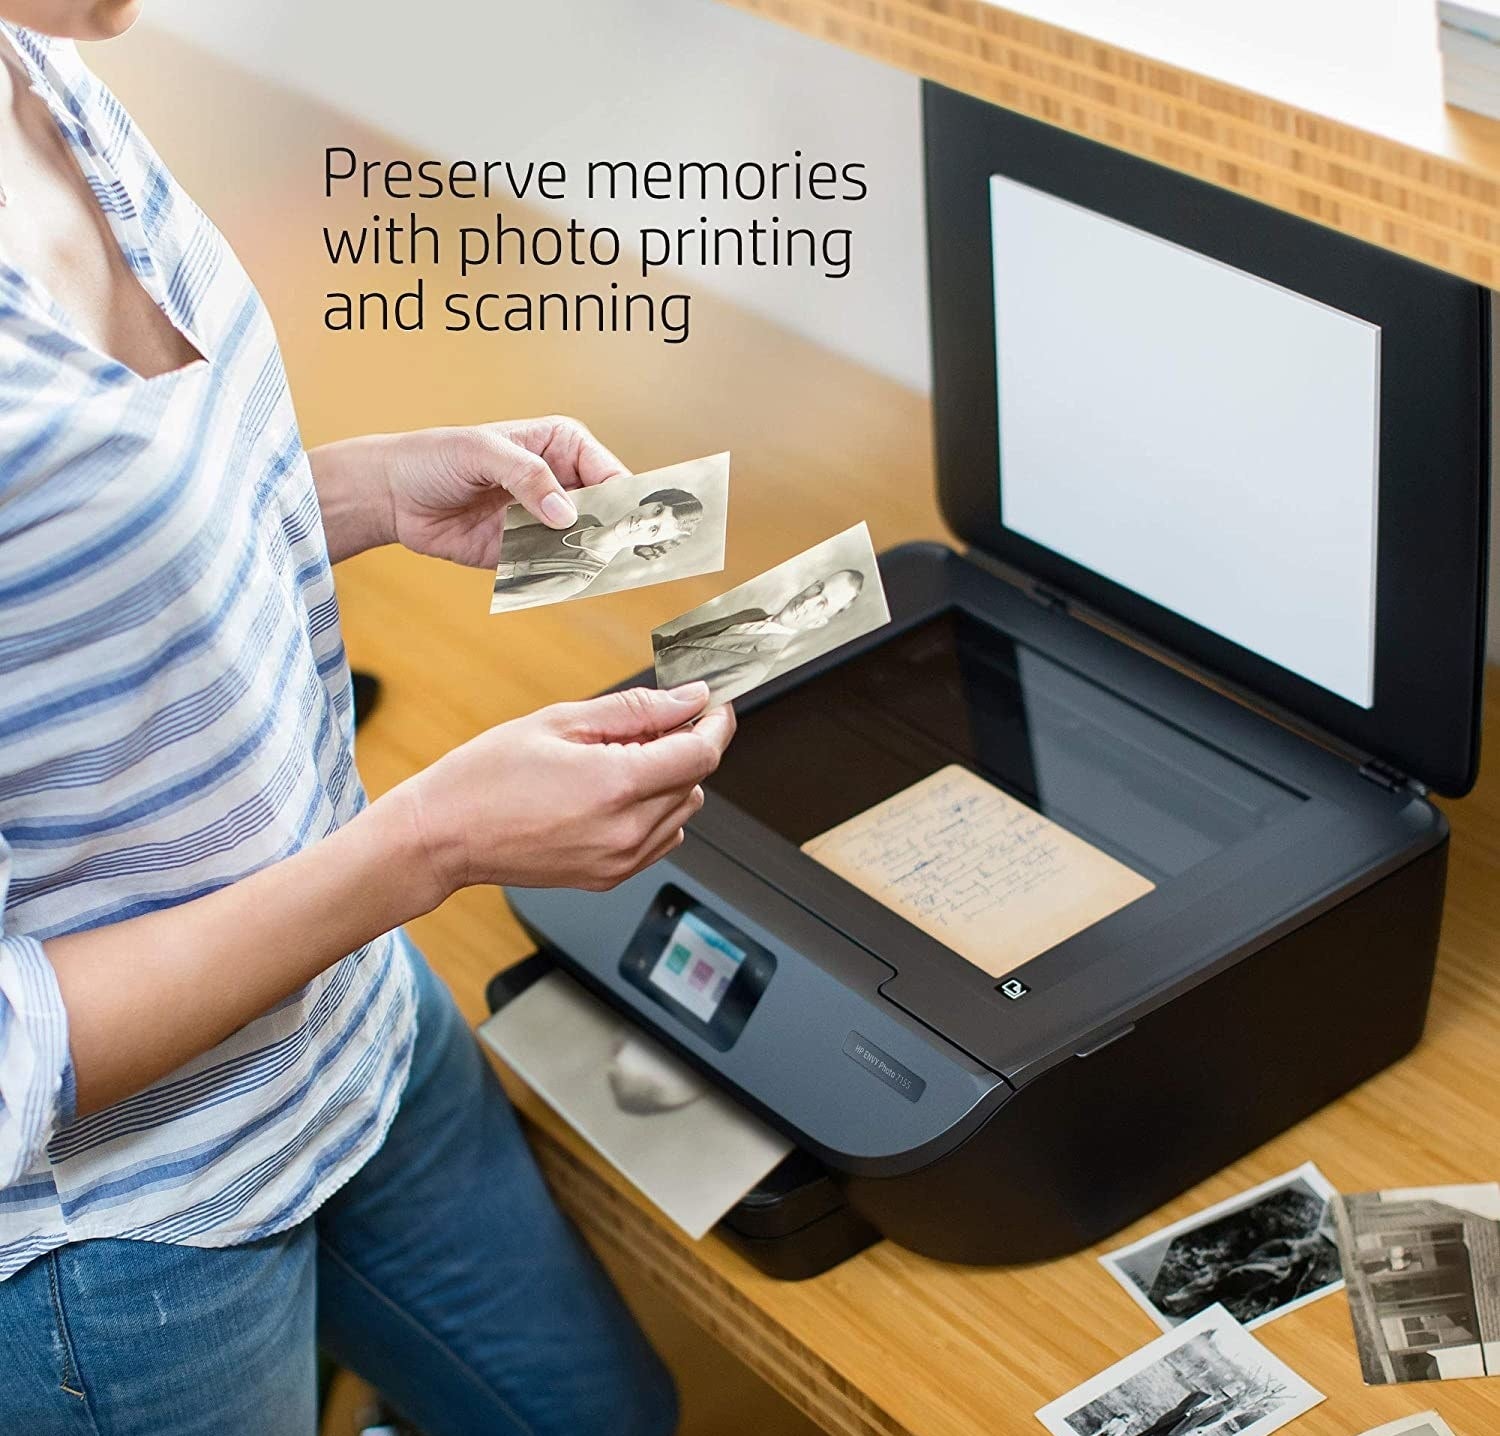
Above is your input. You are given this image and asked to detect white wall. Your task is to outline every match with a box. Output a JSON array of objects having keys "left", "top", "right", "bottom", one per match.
[{"left": 140, "top": 0, "right": 931, "bottom": 392}]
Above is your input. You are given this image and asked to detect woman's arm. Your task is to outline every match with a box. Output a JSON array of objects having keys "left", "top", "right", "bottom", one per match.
[
  {"left": 20, "top": 686, "right": 731, "bottom": 1138},
  {"left": 45, "top": 779, "right": 432, "bottom": 1121},
  {"left": 309, "top": 416, "right": 629, "bottom": 567},
  {"left": 305, "top": 433, "right": 400, "bottom": 565}
]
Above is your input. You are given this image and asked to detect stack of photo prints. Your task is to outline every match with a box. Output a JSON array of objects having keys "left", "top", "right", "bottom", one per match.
[
  {"left": 489, "top": 451, "right": 890, "bottom": 709},
  {"left": 489, "top": 454, "right": 1487, "bottom": 1435},
  {"left": 1035, "top": 1160, "right": 1492, "bottom": 1435}
]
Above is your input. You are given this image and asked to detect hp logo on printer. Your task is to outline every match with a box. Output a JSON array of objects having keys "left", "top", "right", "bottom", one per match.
[{"left": 1000, "top": 979, "right": 1030, "bottom": 1001}]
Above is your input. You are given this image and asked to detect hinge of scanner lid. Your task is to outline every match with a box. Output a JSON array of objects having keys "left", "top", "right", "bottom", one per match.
[
  {"left": 1030, "top": 582, "right": 1069, "bottom": 614},
  {"left": 1358, "top": 757, "right": 1424, "bottom": 795}
]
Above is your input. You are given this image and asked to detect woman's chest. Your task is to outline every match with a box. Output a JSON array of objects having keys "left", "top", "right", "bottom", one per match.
[
  {"left": 0, "top": 34, "right": 327, "bottom": 619},
  {"left": 0, "top": 170, "right": 199, "bottom": 385},
  {"left": 0, "top": 48, "right": 203, "bottom": 380}
]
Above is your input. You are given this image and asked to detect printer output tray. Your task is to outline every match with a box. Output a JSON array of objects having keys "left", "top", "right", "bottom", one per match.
[{"left": 504, "top": 542, "right": 1447, "bottom": 1266}]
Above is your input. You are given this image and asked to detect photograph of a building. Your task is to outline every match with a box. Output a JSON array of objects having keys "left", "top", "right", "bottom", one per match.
[{"left": 1333, "top": 1183, "right": 1500, "bottom": 1384}]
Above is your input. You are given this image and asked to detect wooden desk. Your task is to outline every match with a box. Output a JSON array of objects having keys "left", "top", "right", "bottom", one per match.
[
  {"left": 330, "top": 313, "right": 1500, "bottom": 1436},
  {"left": 94, "top": 26, "right": 1500, "bottom": 1436},
  {"left": 713, "top": 0, "right": 1500, "bottom": 288}
]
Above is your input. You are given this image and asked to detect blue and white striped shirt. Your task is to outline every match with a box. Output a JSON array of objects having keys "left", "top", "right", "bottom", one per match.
[{"left": 0, "top": 27, "right": 414, "bottom": 1281}]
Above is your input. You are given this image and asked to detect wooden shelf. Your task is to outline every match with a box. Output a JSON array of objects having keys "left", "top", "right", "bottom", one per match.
[{"left": 716, "top": 0, "right": 1500, "bottom": 286}]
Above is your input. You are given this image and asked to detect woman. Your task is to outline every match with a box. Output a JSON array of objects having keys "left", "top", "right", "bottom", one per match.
[
  {"left": 492, "top": 487, "right": 704, "bottom": 606},
  {"left": 0, "top": 5, "right": 734, "bottom": 1433}
]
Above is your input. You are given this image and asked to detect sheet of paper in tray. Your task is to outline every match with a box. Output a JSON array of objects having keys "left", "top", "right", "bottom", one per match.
[
  {"left": 478, "top": 971, "right": 791, "bottom": 1239},
  {"left": 801, "top": 764, "right": 1156, "bottom": 980}
]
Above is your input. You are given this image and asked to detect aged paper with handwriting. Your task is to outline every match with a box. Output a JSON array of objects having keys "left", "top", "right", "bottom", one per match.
[{"left": 801, "top": 764, "right": 1154, "bottom": 979}]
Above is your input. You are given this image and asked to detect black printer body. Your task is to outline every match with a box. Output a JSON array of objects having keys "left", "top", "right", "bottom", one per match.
[{"left": 497, "top": 85, "right": 1490, "bottom": 1275}]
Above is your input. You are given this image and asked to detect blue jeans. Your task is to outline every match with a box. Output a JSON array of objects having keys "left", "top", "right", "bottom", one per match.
[{"left": 0, "top": 942, "right": 678, "bottom": 1436}]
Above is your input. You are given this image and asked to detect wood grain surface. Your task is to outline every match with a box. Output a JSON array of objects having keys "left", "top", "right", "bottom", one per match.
[
  {"left": 713, "top": 0, "right": 1500, "bottom": 288},
  {"left": 91, "top": 25, "right": 1500, "bottom": 1436}
]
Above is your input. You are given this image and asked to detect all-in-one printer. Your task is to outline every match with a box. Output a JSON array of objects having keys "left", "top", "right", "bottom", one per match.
[{"left": 489, "top": 84, "right": 1492, "bottom": 1277}]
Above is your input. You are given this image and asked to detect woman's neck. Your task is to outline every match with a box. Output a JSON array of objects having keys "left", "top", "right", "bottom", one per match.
[{"left": 574, "top": 524, "right": 626, "bottom": 558}]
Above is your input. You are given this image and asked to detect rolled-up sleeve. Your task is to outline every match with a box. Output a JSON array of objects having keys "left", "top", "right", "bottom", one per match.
[{"left": 0, "top": 844, "right": 74, "bottom": 1187}]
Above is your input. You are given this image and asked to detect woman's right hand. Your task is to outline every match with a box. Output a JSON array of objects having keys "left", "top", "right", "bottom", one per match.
[
  {"left": 389, "top": 683, "right": 735, "bottom": 903},
  {"left": 42, "top": 683, "right": 731, "bottom": 1125}
]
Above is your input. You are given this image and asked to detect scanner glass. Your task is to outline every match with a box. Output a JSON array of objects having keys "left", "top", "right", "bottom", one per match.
[{"left": 712, "top": 610, "right": 1303, "bottom": 888}]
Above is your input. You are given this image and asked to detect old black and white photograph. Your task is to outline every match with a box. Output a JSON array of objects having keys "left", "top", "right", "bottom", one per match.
[
  {"left": 652, "top": 520, "right": 891, "bottom": 707},
  {"left": 476, "top": 970, "right": 790, "bottom": 1238},
  {"left": 1101, "top": 1162, "right": 1344, "bottom": 1332},
  {"left": 1035, "top": 1303, "right": 1324, "bottom": 1436},
  {"left": 1331, "top": 1180, "right": 1500, "bottom": 1385},
  {"left": 1356, "top": 1413, "right": 1458, "bottom": 1436},
  {"left": 489, "top": 452, "right": 729, "bottom": 613}
]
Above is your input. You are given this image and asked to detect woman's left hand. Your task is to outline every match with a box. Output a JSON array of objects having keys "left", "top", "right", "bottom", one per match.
[{"left": 342, "top": 416, "right": 631, "bottom": 569}]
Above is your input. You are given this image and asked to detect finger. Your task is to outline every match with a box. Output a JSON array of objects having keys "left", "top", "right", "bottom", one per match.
[
  {"left": 626, "top": 726, "right": 725, "bottom": 797},
  {"left": 653, "top": 787, "right": 705, "bottom": 844},
  {"left": 545, "top": 415, "right": 630, "bottom": 488},
  {"left": 478, "top": 432, "right": 578, "bottom": 529},
  {"left": 623, "top": 782, "right": 697, "bottom": 837},
  {"left": 633, "top": 791, "right": 703, "bottom": 867},
  {"left": 555, "top": 684, "right": 710, "bottom": 744},
  {"left": 623, "top": 826, "right": 687, "bottom": 882},
  {"left": 691, "top": 703, "right": 736, "bottom": 758}
]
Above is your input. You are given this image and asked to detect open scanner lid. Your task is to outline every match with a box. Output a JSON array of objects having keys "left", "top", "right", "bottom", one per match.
[{"left": 924, "top": 84, "right": 1491, "bottom": 797}]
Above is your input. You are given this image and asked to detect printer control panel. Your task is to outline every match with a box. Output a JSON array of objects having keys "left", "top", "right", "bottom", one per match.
[
  {"left": 508, "top": 844, "right": 1011, "bottom": 1164},
  {"left": 620, "top": 885, "right": 777, "bottom": 1052}
]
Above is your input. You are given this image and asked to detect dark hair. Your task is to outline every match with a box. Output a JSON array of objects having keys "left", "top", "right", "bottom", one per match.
[
  {"left": 632, "top": 488, "right": 705, "bottom": 560},
  {"left": 817, "top": 568, "right": 864, "bottom": 601}
]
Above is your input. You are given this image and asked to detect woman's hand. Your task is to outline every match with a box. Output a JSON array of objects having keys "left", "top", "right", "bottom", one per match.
[
  {"left": 309, "top": 416, "right": 629, "bottom": 566},
  {"left": 47, "top": 683, "right": 732, "bottom": 1124},
  {"left": 387, "top": 683, "right": 735, "bottom": 905}
]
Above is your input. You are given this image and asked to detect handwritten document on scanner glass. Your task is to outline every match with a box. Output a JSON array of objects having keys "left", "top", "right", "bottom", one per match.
[{"left": 802, "top": 765, "right": 1155, "bottom": 979}]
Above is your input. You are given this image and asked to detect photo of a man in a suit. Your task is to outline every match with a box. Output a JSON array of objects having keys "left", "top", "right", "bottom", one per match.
[{"left": 653, "top": 568, "right": 865, "bottom": 698}]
